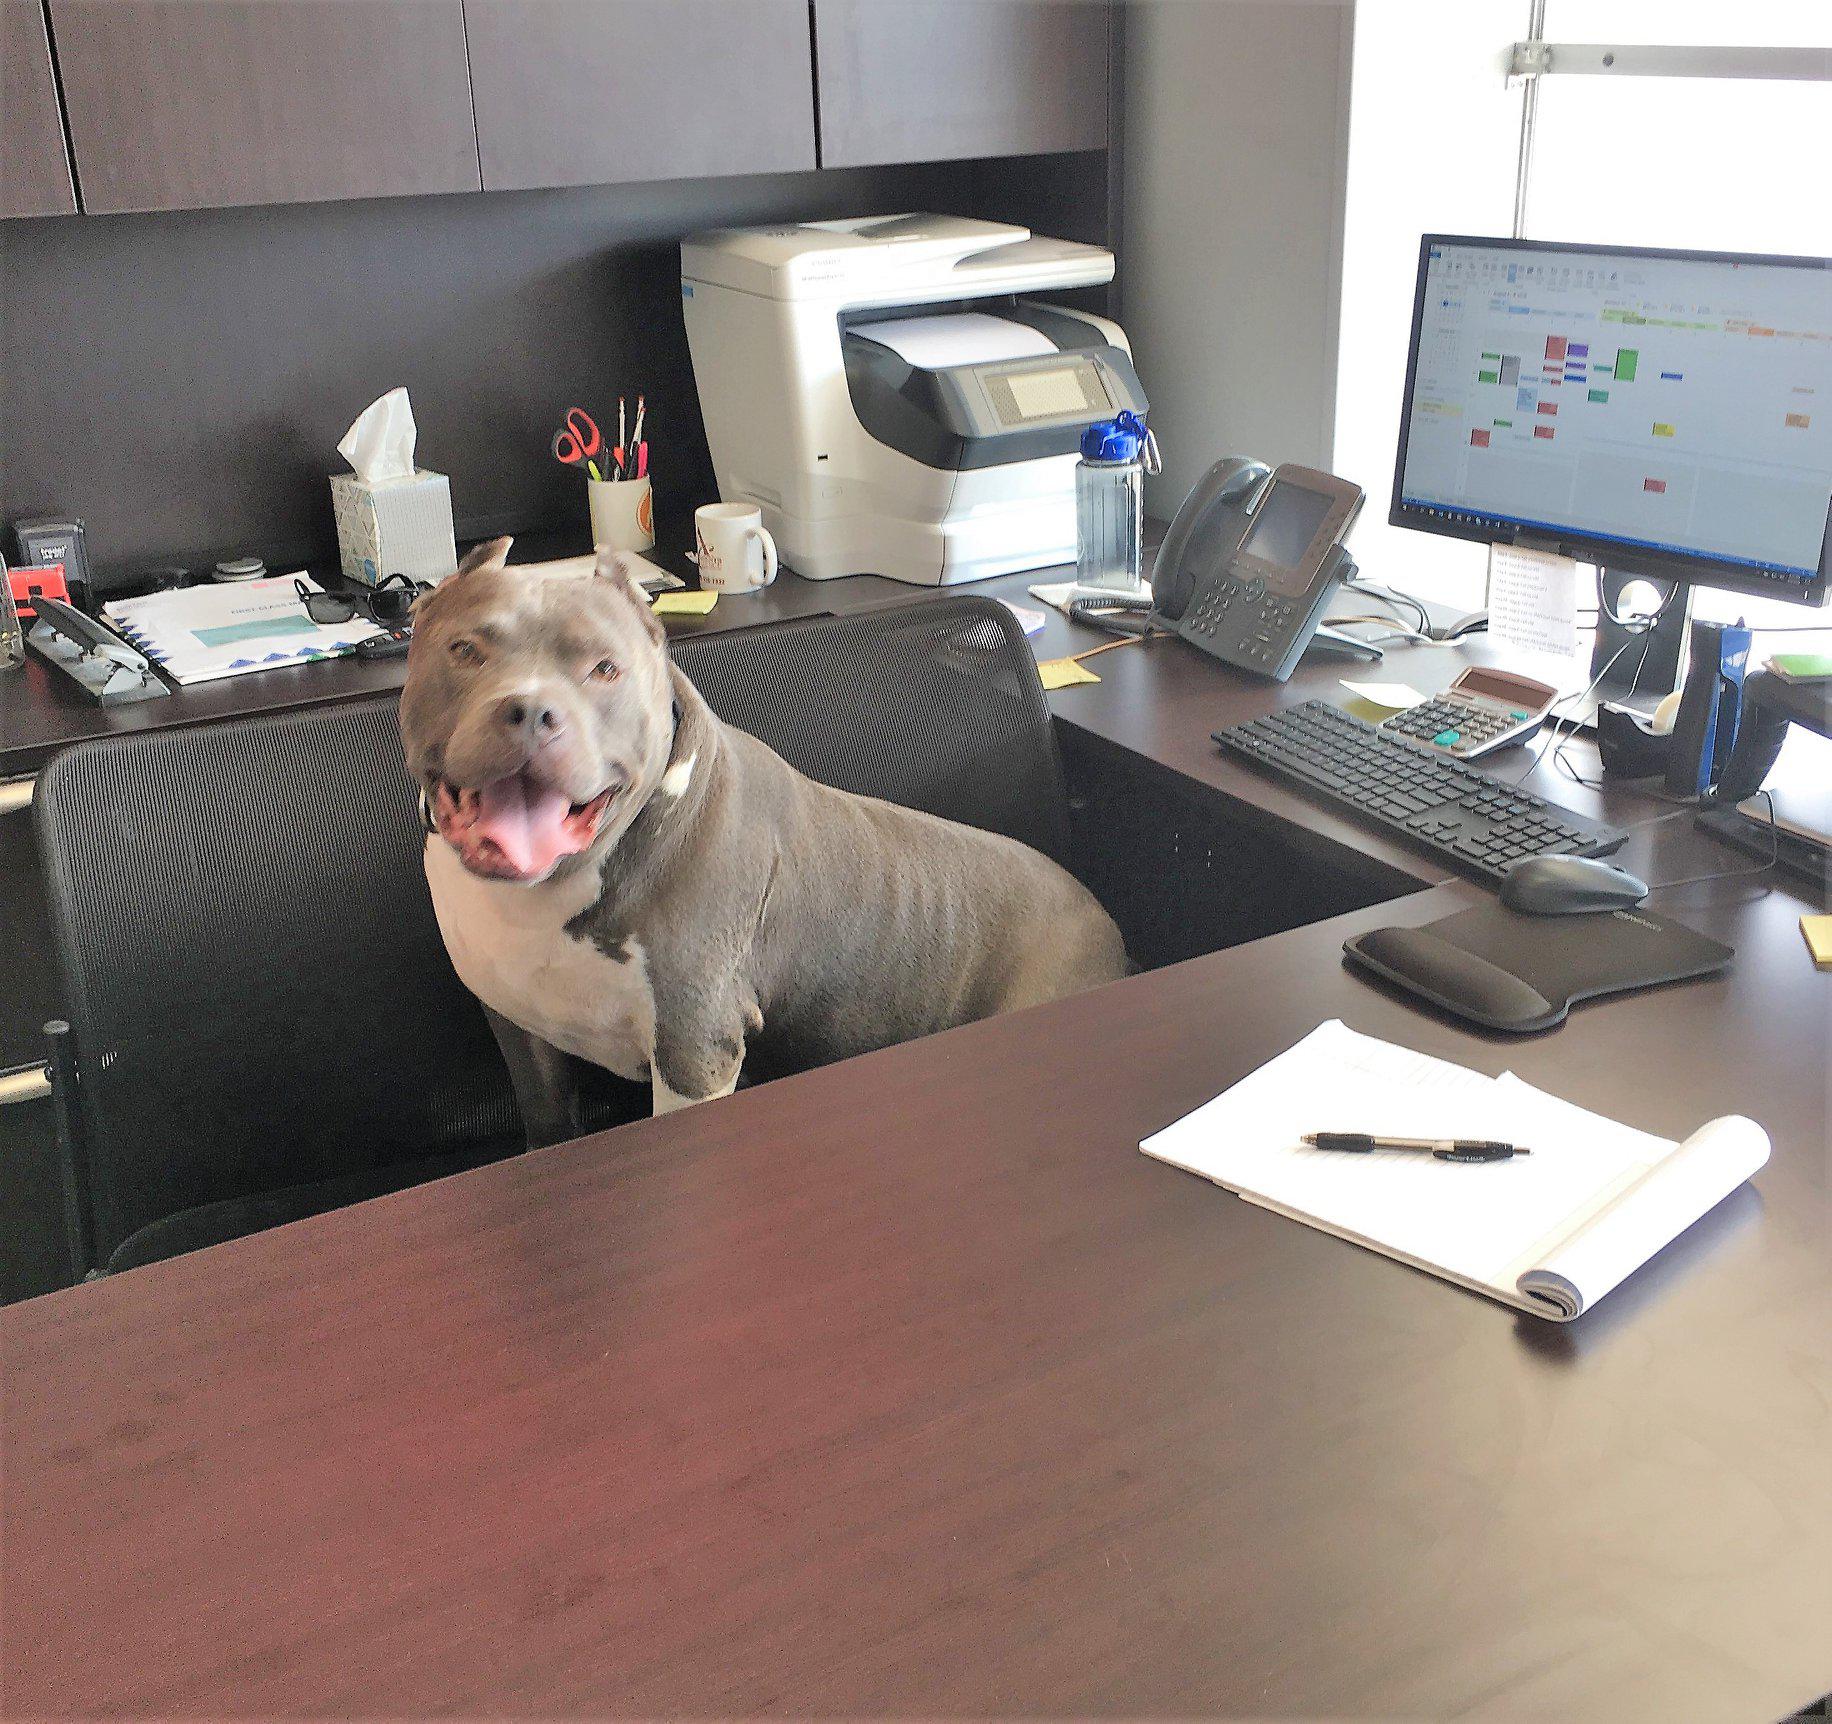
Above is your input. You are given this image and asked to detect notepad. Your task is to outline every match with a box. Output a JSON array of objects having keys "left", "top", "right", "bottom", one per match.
[{"left": 1141, "top": 1021, "right": 1769, "bottom": 1321}]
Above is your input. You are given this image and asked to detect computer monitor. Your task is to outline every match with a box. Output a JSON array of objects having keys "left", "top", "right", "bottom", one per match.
[{"left": 1391, "top": 235, "right": 1832, "bottom": 611}]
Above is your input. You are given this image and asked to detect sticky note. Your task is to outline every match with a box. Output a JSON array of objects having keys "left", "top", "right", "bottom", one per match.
[
  {"left": 1340, "top": 680, "right": 1431, "bottom": 711},
  {"left": 1037, "top": 656, "right": 1100, "bottom": 690},
  {"left": 651, "top": 591, "right": 718, "bottom": 616},
  {"left": 1803, "top": 915, "right": 1832, "bottom": 971}
]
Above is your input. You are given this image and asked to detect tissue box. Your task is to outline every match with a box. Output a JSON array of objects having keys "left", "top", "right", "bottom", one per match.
[{"left": 330, "top": 470, "right": 458, "bottom": 587}]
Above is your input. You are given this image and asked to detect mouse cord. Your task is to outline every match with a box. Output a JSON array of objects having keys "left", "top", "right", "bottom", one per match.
[{"left": 1641, "top": 789, "right": 1781, "bottom": 894}]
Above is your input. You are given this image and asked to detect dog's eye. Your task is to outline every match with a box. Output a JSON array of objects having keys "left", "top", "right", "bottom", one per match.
[
  {"left": 449, "top": 638, "right": 483, "bottom": 666},
  {"left": 588, "top": 659, "right": 620, "bottom": 683}
]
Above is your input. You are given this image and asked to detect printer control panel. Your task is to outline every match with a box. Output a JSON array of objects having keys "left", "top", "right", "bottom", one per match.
[{"left": 982, "top": 357, "right": 1115, "bottom": 428}]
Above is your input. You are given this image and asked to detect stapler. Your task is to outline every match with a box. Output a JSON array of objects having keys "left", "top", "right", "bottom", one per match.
[{"left": 28, "top": 598, "right": 171, "bottom": 705}]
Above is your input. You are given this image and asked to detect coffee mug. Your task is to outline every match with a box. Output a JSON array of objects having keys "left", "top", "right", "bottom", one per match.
[{"left": 694, "top": 502, "right": 778, "bottom": 592}]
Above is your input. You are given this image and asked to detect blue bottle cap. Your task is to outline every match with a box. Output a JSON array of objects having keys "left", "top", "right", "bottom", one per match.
[{"left": 1080, "top": 410, "right": 1148, "bottom": 462}]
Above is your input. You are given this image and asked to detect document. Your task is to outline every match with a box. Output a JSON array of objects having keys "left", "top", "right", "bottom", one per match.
[
  {"left": 1141, "top": 1021, "right": 1768, "bottom": 1321},
  {"left": 1487, "top": 542, "right": 1580, "bottom": 661},
  {"left": 103, "top": 577, "right": 382, "bottom": 686},
  {"left": 857, "top": 312, "right": 1058, "bottom": 367}
]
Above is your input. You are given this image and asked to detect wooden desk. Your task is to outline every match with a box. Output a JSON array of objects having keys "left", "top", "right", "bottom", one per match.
[{"left": 4, "top": 576, "right": 1829, "bottom": 1719}]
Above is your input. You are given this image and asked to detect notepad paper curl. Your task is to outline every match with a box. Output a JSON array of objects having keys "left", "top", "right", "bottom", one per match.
[{"left": 1140, "top": 1021, "right": 1769, "bottom": 1321}]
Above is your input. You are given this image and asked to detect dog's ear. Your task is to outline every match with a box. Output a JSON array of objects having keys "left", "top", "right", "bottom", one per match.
[
  {"left": 453, "top": 535, "right": 513, "bottom": 578},
  {"left": 594, "top": 548, "right": 665, "bottom": 647}
]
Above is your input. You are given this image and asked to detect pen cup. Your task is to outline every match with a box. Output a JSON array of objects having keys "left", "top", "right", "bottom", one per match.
[{"left": 588, "top": 475, "right": 655, "bottom": 555}]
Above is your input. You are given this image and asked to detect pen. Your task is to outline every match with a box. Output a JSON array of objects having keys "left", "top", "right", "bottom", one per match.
[{"left": 1301, "top": 1133, "right": 1531, "bottom": 1163}]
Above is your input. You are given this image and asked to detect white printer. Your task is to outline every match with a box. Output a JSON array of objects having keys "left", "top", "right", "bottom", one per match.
[{"left": 680, "top": 214, "right": 1148, "bottom": 585}]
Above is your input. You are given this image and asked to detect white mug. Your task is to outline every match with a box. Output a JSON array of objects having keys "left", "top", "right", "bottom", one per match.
[
  {"left": 693, "top": 502, "right": 778, "bottom": 592},
  {"left": 588, "top": 475, "right": 655, "bottom": 554}
]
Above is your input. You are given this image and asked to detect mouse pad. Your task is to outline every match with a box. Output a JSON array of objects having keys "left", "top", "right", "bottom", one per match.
[{"left": 1343, "top": 902, "right": 1734, "bottom": 1033}]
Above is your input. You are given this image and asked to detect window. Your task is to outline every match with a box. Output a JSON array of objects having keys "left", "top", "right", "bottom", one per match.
[{"left": 1335, "top": 2, "right": 1832, "bottom": 645}]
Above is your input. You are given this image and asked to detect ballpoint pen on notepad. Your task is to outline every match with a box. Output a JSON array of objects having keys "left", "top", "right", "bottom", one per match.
[{"left": 1302, "top": 1133, "right": 1532, "bottom": 1163}]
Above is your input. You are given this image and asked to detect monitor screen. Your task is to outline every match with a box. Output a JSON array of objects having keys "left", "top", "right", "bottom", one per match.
[{"left": 1391, "top": 237, "right": 1832, "bottom": 602}]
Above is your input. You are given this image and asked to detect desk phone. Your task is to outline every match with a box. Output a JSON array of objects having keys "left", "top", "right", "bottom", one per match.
[
  {"left": 1379, "top": 667, "right": 1560, "bottom": 760},
  {"left": 1152, "top": 457, "right": 1364, "bottom": 682}
]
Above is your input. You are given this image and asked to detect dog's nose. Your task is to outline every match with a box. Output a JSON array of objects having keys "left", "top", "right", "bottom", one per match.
[{"left": 494, "top": 694, "right": 564, "bottom": 739}]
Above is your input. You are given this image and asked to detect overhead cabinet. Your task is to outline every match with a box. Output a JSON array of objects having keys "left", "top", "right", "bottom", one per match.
[
  {"left": 9, "top": 0, "right": 1113, "bottom": 217},
  {"left": 2, "top": 0, "right": 77, "bottom": 216},
  {"left": 813, "top": 0, "right": 1110, "bottom": 169},
  {"left": 49, "top": 0, "right": 482, "bottom": 214},
  {"left": 464, "top": 0, "right": 817, "bottom": 191}
]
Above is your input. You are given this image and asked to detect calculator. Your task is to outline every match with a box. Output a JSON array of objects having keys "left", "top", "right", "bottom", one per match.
[{"left": 1379, "top": 666, "right": 1561, "bottom": 760}]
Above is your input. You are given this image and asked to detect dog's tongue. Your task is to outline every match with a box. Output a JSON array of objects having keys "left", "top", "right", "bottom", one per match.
[{"left": 473, "top": 772, "right": 577, "bottom": 877}]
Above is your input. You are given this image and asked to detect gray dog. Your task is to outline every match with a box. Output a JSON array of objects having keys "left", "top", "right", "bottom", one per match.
[{"left": 399, "top": 539, "right": 1128, "bottom": 1142}]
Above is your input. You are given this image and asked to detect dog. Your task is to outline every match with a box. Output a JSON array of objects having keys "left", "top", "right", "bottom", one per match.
[{"left": 399, "top": 539, "right": 1129, "bottom": 1143}]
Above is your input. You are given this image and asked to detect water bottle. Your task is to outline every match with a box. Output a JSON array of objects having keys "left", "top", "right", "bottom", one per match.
[{"left": 1075, "top": 410, "right": 1160, "bottom": 593}]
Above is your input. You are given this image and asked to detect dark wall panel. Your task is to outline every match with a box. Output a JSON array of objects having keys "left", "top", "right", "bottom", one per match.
[{"left": 0, "top": 154, "right": 1109, "bottom": 589}]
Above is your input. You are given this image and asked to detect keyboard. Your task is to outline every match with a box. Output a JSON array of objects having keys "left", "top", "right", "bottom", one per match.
[{"left": 1213, "top": 700, "right": 1628, "bottom": 883}]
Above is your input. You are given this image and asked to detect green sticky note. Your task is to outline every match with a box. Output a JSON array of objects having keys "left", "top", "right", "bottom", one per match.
[{"left": 651, "top": 591, "right": 718, "bottom": 616}]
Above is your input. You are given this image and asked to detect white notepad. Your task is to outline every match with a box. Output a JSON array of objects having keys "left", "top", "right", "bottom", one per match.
[{"left": 1141, "top": 1021, "right": 1769, "bottom": 1321}]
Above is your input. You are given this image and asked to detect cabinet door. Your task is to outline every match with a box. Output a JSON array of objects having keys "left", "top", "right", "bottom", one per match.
[
  {"left": 49, "top": 0, "right": 481, "bottom": 213},
  {"left": 2, "top": 0, "right": 77, "bottom": 216},
  {"left": 464, "top": 0, "right": 816, "bottom": 191},
  {"left": 814, "top": 0, "right": 1109, "bottom": 169}
]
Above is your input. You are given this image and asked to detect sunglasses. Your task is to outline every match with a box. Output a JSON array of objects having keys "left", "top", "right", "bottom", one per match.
[{"left": 295, "top": 572, "right": 430, "bottom": 628}]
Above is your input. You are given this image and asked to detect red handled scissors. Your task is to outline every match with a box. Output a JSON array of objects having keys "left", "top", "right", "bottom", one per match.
[{"left": 551, "top": 406, "right": 607, "bottom": 478}]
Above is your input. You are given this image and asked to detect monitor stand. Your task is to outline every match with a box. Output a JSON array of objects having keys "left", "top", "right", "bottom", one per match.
[{"left": 1580, "top": 568, "right": 1692, "bottom": 724}]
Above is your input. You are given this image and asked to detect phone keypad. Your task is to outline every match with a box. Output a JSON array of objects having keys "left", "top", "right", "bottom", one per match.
[{"left": 1184, "top": 580, "right": 1305, "bottom": 670}]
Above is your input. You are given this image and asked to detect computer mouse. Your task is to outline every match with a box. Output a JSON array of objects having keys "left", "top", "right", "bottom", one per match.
[{"left": 1499, "top": 855, "right": 1650, "bottom": 917}]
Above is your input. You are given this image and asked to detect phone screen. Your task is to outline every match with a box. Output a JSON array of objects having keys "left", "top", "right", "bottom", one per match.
[{"left": 1238, "top": 483, "right": 1334, "bottom": 589}]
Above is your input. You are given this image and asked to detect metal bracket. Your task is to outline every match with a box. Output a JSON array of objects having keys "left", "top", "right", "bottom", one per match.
[
  {"left": 1509, "top": 40, "right": 1830, "bottom": 83},
  {"left": 1508, "top": 39, "right": 1553, "bottom": 84}
]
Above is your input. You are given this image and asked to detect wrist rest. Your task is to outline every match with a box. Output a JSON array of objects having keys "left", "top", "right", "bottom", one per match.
[{"left": 1344, "top": 902, "right": 1734, "bottom": 1033}]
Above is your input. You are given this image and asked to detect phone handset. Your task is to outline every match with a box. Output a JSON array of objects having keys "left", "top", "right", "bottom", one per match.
[{"left": 1150, "top": 456, "right": 1270, "bottom": 623}]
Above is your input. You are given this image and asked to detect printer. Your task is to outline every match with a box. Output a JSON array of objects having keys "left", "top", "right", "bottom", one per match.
[{"left": 680, "top": 214, "right": 1148, "bottom": 585}]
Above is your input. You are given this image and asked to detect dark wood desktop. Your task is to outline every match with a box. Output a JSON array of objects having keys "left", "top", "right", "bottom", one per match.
[{"left": 3, "top": 556, "right": 1828, "bottom": 1719}]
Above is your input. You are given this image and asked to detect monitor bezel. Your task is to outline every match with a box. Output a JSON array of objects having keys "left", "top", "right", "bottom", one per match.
[{"left": 1389, "top": 233, "right": 1832, "bottom": 607}]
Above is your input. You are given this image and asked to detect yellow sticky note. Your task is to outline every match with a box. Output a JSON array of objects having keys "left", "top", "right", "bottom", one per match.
[
  {"left": 1802, "top": 914, "right": 1832, "bottom": 970},
  {"left": 1037, "top": 656, "right": 1101, "bottom": 690},
  {"left": 651, "top": 590, "right": 718, "bottom": 617}
]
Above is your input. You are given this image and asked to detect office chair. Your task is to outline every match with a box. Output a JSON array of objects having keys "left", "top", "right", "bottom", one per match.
[
  {"left": 33, "top": 695, "right": 536, "bottom": 1279},
  {"left": 674, "top": 594, "right": 1071, "bottom": 866},
  {"left": 33, "top": 594, "right": 1070, "bottom": 1278}
]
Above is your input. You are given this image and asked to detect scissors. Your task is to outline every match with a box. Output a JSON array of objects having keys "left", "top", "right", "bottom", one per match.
[{"left": 551, "top": 406, "right": 607, "bottom": 479}]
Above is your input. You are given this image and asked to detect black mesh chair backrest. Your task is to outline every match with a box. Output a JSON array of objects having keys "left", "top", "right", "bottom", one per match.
[
  {"left": 32, "top": 594, "right": 1067, "bottom": 1265},
  {"left": 34, "top": 696, "right": 520, "bottom": 1265},
  {"left": 673, "top": 595, "right": 1070, "bottom": 864}
]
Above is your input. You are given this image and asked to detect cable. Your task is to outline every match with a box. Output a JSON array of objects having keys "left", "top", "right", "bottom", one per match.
[
  {"left": 1065, "top": 630, "right": 1163, "bottom": 667},
  {"left": 1343, "top": 578, "right": 1431, "bottom": 636},
  {"left": 1644, "top": 790, "right": 1780, "bottom": 893},
  {"left": 1512, "top": 636, "right": 1641, "bottom": 787}
]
